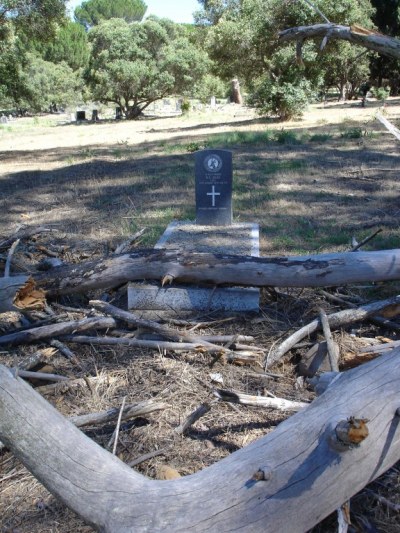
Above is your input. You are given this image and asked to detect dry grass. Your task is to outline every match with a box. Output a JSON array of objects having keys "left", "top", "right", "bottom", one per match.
[{"left": 1, "top": 98, "right": 400, "bottom": 532}]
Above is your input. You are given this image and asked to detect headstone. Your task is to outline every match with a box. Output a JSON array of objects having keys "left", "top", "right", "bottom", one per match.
[
  {"left": 210, "top": 95, "right": 216, "bottom": 109},
  {"left": 195, "top": 149, "right": 232, "bottom": 226},
  {"left": 76, "top": 110, "right": 86, "bottom": 121},
  {"left": 115, "top": 107, "right": 123, "bottom": 120},
  {"left": 92, "top": 109, "right": 99, "bottom": 122},
  {"left": 0, "top": 115, "right": 7, "bottom": 124},
  {"left": 128, "top": 149, "right": 260, "bottom": 315}
]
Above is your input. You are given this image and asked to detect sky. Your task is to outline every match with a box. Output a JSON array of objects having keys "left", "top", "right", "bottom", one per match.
[{"left": 67, "top": 0, "right": 200, "bottom": 24}]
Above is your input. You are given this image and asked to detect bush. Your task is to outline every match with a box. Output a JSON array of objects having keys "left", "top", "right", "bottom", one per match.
[
  {"left": 249, "top": 78, "right": 314, "bottom": 120},
  {"left": 181, "top": 99, "right": 191, "bottom": 114},
  {"left": 373, "top": 86, "right": 390, "bottom": 101},
  {"left": 192, "top": 74, "right": 227, "bottom": 104}
]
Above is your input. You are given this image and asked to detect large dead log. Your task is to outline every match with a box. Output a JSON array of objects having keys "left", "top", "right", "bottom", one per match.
[
  {"left": 1, "top": 350, "right": 400, "bottom": 532},
  {"left": 279, "top": 24, "right": 400, "bottom": 59},
  {"left": 27, "top": 248, "right": 400, "bottom": 296}
]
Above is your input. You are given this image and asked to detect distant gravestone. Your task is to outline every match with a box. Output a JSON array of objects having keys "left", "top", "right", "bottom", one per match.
[
  {"left": 210, "top": 96, "right": 216, "bottom": 109},
  {"left": 76, "top": 111, "right": 86, "bottom": 121},
  {"left": 115, "top": 107, "right": 123, "bottom": 120},
  {"left": 195, "top": 149, "right": 233, "bottom": 226},
  {"left": 92, "top": 109, "right": 99, "bottom": 122},
  {"left": 0, "top": 115, "right": 7, "bottom": 124}
]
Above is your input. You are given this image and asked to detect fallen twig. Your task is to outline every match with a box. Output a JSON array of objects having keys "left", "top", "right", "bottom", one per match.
[
  {"left": 109, "top": 396, "right": 126, "bottom": 455},
  {"left": 365, "top": 488, "right": 400, "bottom": 512},
  {"left": 4, "top": 239, "right": 20, "bottom": 277},
  {"left": 350, "top": 228, "right": 383, "bottom": 252},
  {"left": 114, "top": 229, "right": 146, "bottom": 255},
  {"left": 69, "top": 399, "right": 167, "bottom": 428},
  {"left": 319, "top": 308, "right": 340, "bottom": 372},
  {"left": 11, "top": 368, "right": 69, "bottom": 382},
  {"left": 128, "top": 448, "right": 168, "bottom": 468},
  {"left": 214, "top": 389, "right": 307, "bottom": 411},
  {"left": 174, "top": 402, "right": 214, "bottom": 435},
  {"left": 49, "top": 339, "right": 79, "bottom": 364}
]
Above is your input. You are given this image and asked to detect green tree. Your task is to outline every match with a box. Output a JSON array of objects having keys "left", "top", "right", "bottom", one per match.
[
  {"left": 86, "top": 18, "right": 210, "bottom": 118},
  {"left": 21, "top": 53, "right": 83, "bottom": 111},
  {"left": 195, "top": 0, "right": 375, "bottom": 117},
  {"left": 75, "top": 0, "right": 147, "bottom": 29},
  {"left": 39, "top": 21, "right": 89, "bottom": 71},
  {"left": 0, "top": 0, "right": 67, "bottom": 41}
]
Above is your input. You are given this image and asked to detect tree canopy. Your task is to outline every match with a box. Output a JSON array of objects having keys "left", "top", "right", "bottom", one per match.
[
  {"left": 0, "top": 0, "right": 67, "bottom": 40},
  {"left": 86, "top": 17, "right": 210, "bottom": 118},
  {"left": 74, "top": 0, "right": 147, "bottom": 29}
]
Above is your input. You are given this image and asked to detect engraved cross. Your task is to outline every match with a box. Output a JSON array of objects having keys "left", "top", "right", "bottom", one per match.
[{"left": 207, "top": 185, "right": 220, "bottom": 207}]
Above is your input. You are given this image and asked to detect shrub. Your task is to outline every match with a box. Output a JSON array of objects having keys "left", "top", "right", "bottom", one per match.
[
  {"left": 249, "top": 78, "right": 314, "bottom": 121},
  {"left": 181, "top": 99, "right": 191, "bottom": 114},
  {"left": 373, "top": 86, "right": 390, "bottom": 101}
]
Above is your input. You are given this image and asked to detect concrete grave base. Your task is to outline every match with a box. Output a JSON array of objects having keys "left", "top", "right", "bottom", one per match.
[{"left": 128, "top": 221, "right": 260, "bottom": 313}]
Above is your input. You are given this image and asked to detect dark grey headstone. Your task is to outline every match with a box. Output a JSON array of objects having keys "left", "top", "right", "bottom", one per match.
[
  {"left": 195, "top": 149, "right": 232, "bottom": 226},
  {"left": 76, "top": 111, "right": 86, "bottom": 121},
  {"left": 116, "top": 107, "right": 122, "bottom": 119},
  {"left": 92, "top": 109, "right": 98, "bottom": 121}
]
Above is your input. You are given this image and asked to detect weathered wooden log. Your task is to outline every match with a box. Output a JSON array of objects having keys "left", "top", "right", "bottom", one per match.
[
  {"left": 29, "top": 248, "right": 400, "bottom": 296},
  {"left": 279, "top": 24, "right": 400, "bottom": 59},
  {"left": 0, "top": 275, "right": 46, "bottom": 312},
  {"left": 1, "top": 350, "right": 400, "bottom": 532}
]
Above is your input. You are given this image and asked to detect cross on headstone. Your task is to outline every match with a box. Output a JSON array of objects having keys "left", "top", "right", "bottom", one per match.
[
  {"left": 195, "top": 149, "right": 232, "bottom": 226},
  {"left": 207, "top": 185, "right": 220, "bottom": 207}
]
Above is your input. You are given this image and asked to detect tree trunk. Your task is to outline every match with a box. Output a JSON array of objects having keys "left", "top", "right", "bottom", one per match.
[
  {"left": 1, "top": 349, "right": 400, "bottom": 532},
  {"left": 231, "top": 78, "right": 243, "bottom": 104},
  {"left": 28, "top": 248, "right": 400, "bottom": 296},
  {"left": 0, "top": 276, "right": 46, "bottom": 312},
  {"left": 279, "top": 24, "right": 400, "bottom": 60}
]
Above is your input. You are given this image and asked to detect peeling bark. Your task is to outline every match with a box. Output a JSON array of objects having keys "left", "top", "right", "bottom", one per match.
[{"left": 0, "top": 276, "right": 46, "bottom": 313}]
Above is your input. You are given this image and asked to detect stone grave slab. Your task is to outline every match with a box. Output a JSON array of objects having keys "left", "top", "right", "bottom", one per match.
[{"left": 128, "top": 221, "right": 260, "bottom": 313}]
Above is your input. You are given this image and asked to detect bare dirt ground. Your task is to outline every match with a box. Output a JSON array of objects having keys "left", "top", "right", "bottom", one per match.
[{"left": 0, "top": 99, "right": 400, "bottom": 532}]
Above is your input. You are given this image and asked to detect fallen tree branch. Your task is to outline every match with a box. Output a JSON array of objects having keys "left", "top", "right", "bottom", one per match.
[
  {"left": 29, "top": 248, "right": 400, "bottom": 296},
  {"left": 267, "top": 295, "right": 400, "bottom": 366},
  {"left": 60, "top": 334, "right": 223, "bottom": 353},
  {"left": 0, "top": 317, "right": 116, "bottom": 346},
  {"left": 90, "top": 300, "right": 233, "bottom": 356},
  {"left": 2, "top": 349, "right": 400, "bottom": 531}
]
